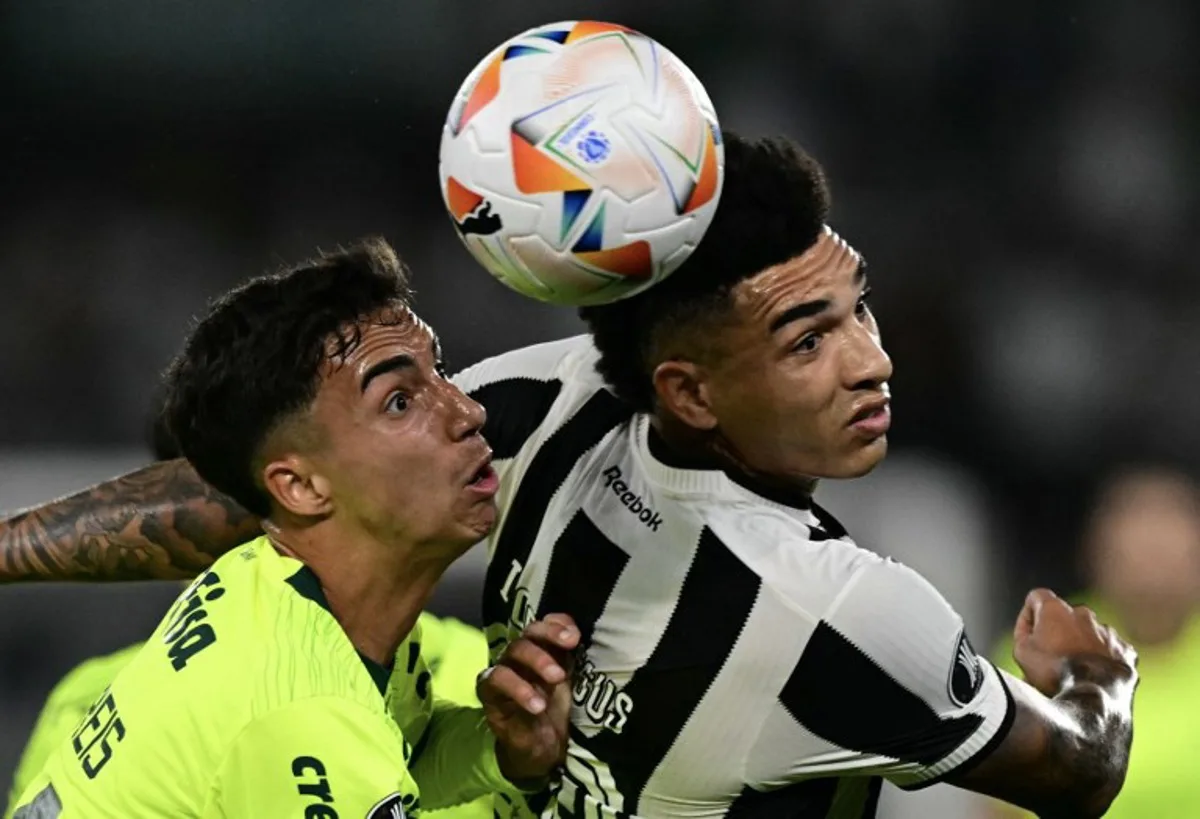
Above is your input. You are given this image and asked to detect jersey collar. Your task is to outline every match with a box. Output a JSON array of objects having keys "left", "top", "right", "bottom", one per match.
[
  {"left": 635, "top": 415, "right": 813, "bottom": 513},
  {"left": 285, "top": 565, "right": 393, "bottom": 696}
]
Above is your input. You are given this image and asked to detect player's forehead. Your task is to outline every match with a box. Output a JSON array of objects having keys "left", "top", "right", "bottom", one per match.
[
  {"left": 326, "top": 306, "right": 439, "bottom": 378},
  {"left": 733, "top": 228, "right": 863, "bottom": 324}
]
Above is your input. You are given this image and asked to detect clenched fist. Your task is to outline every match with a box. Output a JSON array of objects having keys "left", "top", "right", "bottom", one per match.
[{"left": 1012, "top": 588, "right": 1138, "bottom": 697}]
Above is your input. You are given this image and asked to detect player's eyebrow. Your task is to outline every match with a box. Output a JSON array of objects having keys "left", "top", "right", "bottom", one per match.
[
  {"left": 360, "top": 354, "right": 416, "bottom": 393},
  {"left": 768, "top": 260, "right": 869, "bottom": 334}
]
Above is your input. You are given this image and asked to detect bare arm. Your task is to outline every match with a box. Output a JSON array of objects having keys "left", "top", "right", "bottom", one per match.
[
  {"left": 953, "top": 657, "right": 1135, "bottom": 817},
  {"left": 0, "top": 459, "right": 260, "bottom": 582},
  {"left": 951, "top": 591, "right": 1138, "bottom": 818}
]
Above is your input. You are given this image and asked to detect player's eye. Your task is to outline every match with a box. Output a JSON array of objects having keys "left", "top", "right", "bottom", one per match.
[
  {"left": 855, "top": 286, "right": 873, "bottom": 317},
  {"left": 792, "top": 333, "right": 822, "bottom": 355},
  {"left": 384, "top": 391, "right": 410, "bottom": 414}
]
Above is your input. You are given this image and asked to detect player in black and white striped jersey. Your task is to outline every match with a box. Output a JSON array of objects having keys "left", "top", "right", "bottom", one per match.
[
  {"left": 0, "top": 134, "right": 1137, "bottom": 819},
  {"left": 454, "top": 133, "right": 1138, "bottom": 819}
]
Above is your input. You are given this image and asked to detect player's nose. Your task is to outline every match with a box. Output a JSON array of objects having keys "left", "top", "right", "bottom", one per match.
[
  {"left": 845, "top": 326, "right": 893, "bottom": 390},
  {"left": 447, "top": 384, "right": 487, "bottom": 442}
]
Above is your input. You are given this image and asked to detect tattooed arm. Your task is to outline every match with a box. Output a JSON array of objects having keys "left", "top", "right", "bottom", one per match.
[
  {"left": 0, "top": 459, "right": 260, "bottom": 582},
  {"left": 951, "top": 590, "right": 1137, "bottom": 817}
]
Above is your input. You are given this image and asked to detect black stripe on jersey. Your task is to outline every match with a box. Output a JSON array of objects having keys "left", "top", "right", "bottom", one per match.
[
  {"left": 808, "top": 503, "right": 849, "bottom": 541},
  {"left": 582, "top": 528, "right": 763, "bottom": 816},
  {"left": 536, "top": 510, "right": 630, "bottom": 646},
  {"left": 559, "top": 768, "right": 591, "bottom": 819},
  {"left": 780, "top": 621, "right": 983, "bottom": 767},
  {"left": 724, "top": 779, "right": 838, "bottom": 818},
  {"left": 482, "top": 390, "right": 632, "bottom": 629},
  {"left": 466, "top": 377, "right": 563, "bottom": 459},
  {"left": 896, "top": 668, "right": 1016, "bottom": 791},
  {"left": 567, "top": 724, "right": 614, "bottom": 804},
  {"left": 495, "top": 787, "right": 554, "bottom": 817},
  {"left": 862, "top": 778, "right": 883, "bottom": 814}
]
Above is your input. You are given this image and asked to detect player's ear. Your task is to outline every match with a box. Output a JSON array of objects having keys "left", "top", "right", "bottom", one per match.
[
  {"left": 262, "top": 455, "right": 334, "bottom": 518},
  {"left": 652, "top": 359, "right": 718, "bottom": 431}
]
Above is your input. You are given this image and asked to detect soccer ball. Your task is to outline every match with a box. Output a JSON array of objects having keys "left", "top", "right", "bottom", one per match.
[{"left": 438, "top": 21, "right": 724, "bottom": 306}]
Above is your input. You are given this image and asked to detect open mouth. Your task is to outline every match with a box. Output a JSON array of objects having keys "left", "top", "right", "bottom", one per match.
[
  {"left": 851, "top": 406, "right": 884, "bottom": 424},
  {"left": 849, "top": 400, "right": 889, "bottom": 426},
  {"left": 468, "top": 463, "right": 495, "bottom": 486}
]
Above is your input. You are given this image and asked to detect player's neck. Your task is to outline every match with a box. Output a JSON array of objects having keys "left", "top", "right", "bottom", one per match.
[
  {"left": 266, "top": 521, "right": 453, "bottom": 668},
  {"left": 650, "top": 415, "right": 817, "bottom": 507}
]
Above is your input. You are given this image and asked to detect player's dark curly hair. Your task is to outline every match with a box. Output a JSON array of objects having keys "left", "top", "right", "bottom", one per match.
[
  {"left": 164, "top": 237, "right": 414, "bottom": 518},
  {"left": 579, "top": 132, "right": 831, "bottom": 411}
]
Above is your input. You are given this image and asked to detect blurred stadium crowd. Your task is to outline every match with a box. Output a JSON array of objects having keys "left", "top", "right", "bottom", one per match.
[{"left": 2, "top": 0, "right": 1197, "bottom": 815}]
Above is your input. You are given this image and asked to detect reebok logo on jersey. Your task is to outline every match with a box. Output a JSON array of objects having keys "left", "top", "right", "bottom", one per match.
[
  {"left": 948, "top": 629, "right": 983, "bottom": 707},
  {"left": 602, "top": 466, "right": 663, "bottom": 531}
]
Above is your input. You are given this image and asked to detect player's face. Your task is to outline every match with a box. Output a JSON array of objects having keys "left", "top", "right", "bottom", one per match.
[
  {"left": 704, "top": 229, "right": 892, "bottom": 481},
  {"left": 307, "top": 307, "right": 497, "bottom": 552}
]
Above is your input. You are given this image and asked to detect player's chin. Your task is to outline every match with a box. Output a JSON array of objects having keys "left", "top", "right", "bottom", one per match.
[
  {"left": 459, "top": 499, "right": 498, "bottom": 540},
  {"left": 837, "top": 435, "right": 888, "bottom": 478}
]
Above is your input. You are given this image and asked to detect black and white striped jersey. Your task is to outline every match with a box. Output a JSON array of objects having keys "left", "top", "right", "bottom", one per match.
[{"left": 452, "top": 336, "right": 1014, "bottom": 819}]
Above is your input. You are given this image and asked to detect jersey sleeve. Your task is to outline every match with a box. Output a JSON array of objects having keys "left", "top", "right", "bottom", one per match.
[
  {"left": 6, "top": 644, "right": 142, "bottom": 818},
  {"left": 422, "top": 616, "right": 490, "bottom": 706},
  {"left": 451, "top": 336, "right": 589, "bottom": 463},
  {"left": 408, "top": 699, "right": 529, "bottom": 810},
  {"left": 779, "top": 556, "right": 1015, "bottom": 790},
  {"left": 204, "top": 697, "right": 418, "bottom": 818}
]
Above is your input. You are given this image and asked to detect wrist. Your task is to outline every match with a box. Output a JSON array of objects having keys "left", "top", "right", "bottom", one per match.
[
  {"left": 1062, "top": 654, "right": 1136, "bottom": 692},
  {"left": 494, "top": 741, "right": 553, "bottom": 793}
]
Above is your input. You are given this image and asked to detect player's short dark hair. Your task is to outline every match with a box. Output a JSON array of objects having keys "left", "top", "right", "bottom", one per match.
[
  {"left": 579, "top": 132, "right": 831, "bottom": 411},
  {"left": 164, "top": 237, "right": 415, "bottom": 518}
]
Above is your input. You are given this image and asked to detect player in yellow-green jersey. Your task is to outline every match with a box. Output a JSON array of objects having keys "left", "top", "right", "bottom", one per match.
[
  {"left": 13, "top": 239, "right": 577, "bottom": 817},
  {"left": 17, "top": 538, "right": 427, "bottom": 817},
  {"left": 5, "top": 644, "right": 144, "bottom": 818},
  {"left": 6, "top": 613, "right": 493, "bottom": 819}
]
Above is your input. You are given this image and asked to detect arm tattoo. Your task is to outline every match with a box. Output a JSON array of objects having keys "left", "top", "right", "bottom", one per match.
[
  {"left": 955, "top": 658, "right": 1135, "bottom": 816},
  {"left": 1009, "top": 658, "right": 1135, "bottom": 817},
  {"left": 0, "top": 459, "right": 261, "bottom": 582},
  {"left": 1041, "top": 658, "right": 1135, "bottom": 815}
]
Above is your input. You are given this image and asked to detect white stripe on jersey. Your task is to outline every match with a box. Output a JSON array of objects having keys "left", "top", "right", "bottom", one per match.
[
  {"left": 638, "top": 584, "right": 818, "bottom": 815},
  {"left": 453, "top": 336, "right": 1014, "bottom": 819}
]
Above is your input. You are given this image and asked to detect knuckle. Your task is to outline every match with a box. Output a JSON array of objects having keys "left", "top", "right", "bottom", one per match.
[
  {"left": 489, "top": 664, "right": 521, "bottom": 690},
  {"left": 523, "top": 620, "right": 551, "bottom": 637}
]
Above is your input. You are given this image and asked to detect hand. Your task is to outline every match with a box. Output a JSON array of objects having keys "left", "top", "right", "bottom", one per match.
[
  {"left": 1012, "top": 588, "right": 1137, "bottom": 697},
  {"left": 477, "top": 613, "right": 580, "bottom": 785}
]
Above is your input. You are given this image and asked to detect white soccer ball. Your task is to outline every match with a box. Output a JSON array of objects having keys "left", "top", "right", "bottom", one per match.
[{"left": 438, "top": 20, "right": 724, "bottom": 306}]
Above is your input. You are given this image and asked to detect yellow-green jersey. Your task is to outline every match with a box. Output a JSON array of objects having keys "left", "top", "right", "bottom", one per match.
[
  {"left": 14, "top": 537, "right": 420, "bottom": 818},
  {"left": 5, "top": 644, "right": 145, "bottom": 819},
  {"left": 7, "top": 614, "right": 497, "bottom": 819},
  {"left": 416, "top": 615, "right": 490, "bottom": 707},
  {"left": 387, "top": 615, "right": 492, "bottom": 819},
  {"left": 990, "top": 595, "right": 1200, "bottom": 819}
]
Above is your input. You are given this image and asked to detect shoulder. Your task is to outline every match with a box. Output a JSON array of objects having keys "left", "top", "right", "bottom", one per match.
[
  {"left": 44, "top": 642, "right": 145, "bottom": 712},
  {"left": 452, "top": 334, "right": 601, "bottom": 394},
  {"left": 148, "top": 542, "right": 381, "bottom": 714},
  {"left": 703, "top": 501, "right": 880, "bottom": 622},
  {"left": 453, "top": 336, "right": 631, "bottom": 462}
]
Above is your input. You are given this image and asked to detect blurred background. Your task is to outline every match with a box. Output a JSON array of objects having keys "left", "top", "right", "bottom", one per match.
[{"left": 2, "top": 0, "right": 1198, "bottom": 815}]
